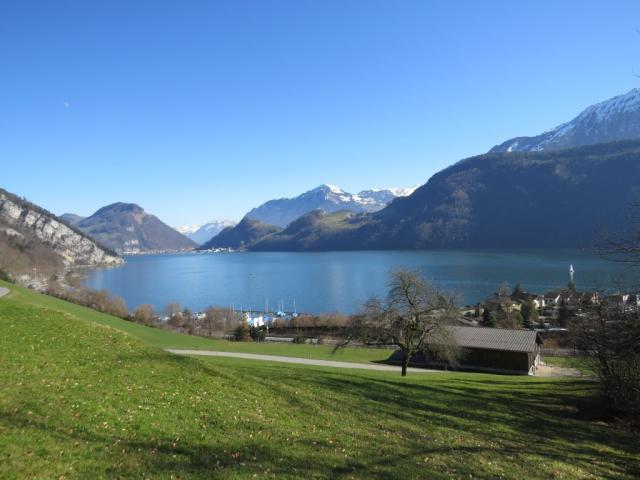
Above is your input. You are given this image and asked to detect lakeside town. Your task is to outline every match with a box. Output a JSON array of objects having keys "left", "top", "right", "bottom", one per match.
[{"left": 30, "top": 262, "right": 632, "bottom": 379}]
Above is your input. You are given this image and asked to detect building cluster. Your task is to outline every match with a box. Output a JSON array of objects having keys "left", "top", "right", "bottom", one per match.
[
  {"left": 465, "top": 265, "right": 638, "bottom": 329},
  {"left": 243, "top": 309, "right": 299, "bottom": 328}
]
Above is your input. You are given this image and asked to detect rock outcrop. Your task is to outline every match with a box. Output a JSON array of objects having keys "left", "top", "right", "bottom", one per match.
[{"left": 0, "top": 189, "right": 123, "bottom": 267}]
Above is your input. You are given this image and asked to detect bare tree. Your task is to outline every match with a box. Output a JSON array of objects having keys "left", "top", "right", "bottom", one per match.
[
  {"left": 133, "top": 304, "right": 156, "bottom": 326},
  {"left": 340, "top": 270, "right": 459, "bottom": 376},
  {"left": 572, "top": 300, "right": 640, "bottom": 423},
  {"left": 203, "top": 307, "right": 235, "bottom": 337},
  {"left": 596, "top": 199, "right": 640, "bottom": 261},
  {"left": 164, "top": 302, "right": 183, "bottom": 328}
]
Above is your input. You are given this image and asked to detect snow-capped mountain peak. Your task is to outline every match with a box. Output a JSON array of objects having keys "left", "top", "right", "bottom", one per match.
[
  {"left": 176, "top": 219, "right": 237, "bottom": 245},
  {"left": 492, "top": 87, "right": 640, "bottom": 153},
  {"left": 245, "top": 183, "right": 419, "bottom": 228},
  {"left": 320, "top": 183, "right": 346, "bottom": 194},
  {"left": 175, "top": 224, "right": 200, "bottom": 235}
]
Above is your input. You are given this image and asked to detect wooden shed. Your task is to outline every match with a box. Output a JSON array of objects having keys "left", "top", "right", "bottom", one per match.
[{"left": 389, "top": 326, "right": 543, "bottom": 375}]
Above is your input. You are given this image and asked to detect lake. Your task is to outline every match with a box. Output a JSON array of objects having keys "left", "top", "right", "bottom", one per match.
[{"left": 83, "top": 249, "right": 638, "bottom": 314}]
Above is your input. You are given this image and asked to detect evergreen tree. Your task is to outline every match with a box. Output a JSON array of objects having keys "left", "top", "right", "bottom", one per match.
[
  {"left": 520, "top": 300, "right": 539, "bottom": 329},
  {"left": 512, "top": 282, "right": 524, "bottom": 296},
  {"left": 558, "top": 301, "right": 571, "bottom": 328},
  {"left": 235, "top": 319, "right": 251, "bottom": 341},
  {"left": 482, "top": 307, "right": 496, "bottom": 327}
]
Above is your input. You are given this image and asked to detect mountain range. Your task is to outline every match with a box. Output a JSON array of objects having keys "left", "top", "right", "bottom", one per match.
[
  {"left": 202, "top": 88, "right": 640, "bottom": 251},
  {"left": 7, "top": 86, "right": 640, "bottom": 259},
  {"left": 176, "top": 220, "right": 237, "bottom": 245},
  {"left": 70, "top": 203, "right": 196, "bottom": 253},
  {"left": 216, "top": 140, "right": 640, "bottom": 251},
  {"left": 245, "top": 184, "right": 418, "bottom": 228}
]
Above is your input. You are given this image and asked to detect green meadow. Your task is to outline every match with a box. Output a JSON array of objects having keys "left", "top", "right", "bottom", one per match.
[
  {"left": 1, "top": 281, "right": 638, "bottom": 479},
  {"left": 2, "top": 281, "right": 390, "bottom": 363}
]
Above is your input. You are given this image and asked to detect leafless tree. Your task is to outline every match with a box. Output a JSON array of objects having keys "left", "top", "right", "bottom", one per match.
[
  {"left": 339, "top": 269, "right": 460, "bottom": 376},
  {"left": 202, "top": 307, "right": 236, "bottom": 337},
  {"left": 597, "top": 199, "right": 640, "bottom": 276},
  {"left": 133, "top": 304, "right": 157, "bottom": 326},
  {"left": 572, "top": 300, "right": 640, "bottom": 423},
  {"left": 164, "top": 302, "right": 183, "bottom": 328}
]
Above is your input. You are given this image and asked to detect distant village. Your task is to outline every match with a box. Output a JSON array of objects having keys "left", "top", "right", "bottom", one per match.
[{"left": 463, "top": 265, "right": 637, "bottom": 332}]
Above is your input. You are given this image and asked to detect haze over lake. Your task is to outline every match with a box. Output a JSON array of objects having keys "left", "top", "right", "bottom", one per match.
[{"left": 83, "top": 250, "right": 638, "bottom": 314}]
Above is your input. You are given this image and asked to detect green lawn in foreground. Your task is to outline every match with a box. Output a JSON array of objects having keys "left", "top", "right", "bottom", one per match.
[
  {"left": 0, "top": 280, "right": 391, "bottom": 364},
  {"left": 1, "top": 282, "right": 639, "bottom": 479}
]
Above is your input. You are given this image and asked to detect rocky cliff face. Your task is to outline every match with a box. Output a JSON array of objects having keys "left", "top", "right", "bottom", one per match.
[{"left": 0, "top": 189, "right": 123, "bottom": 267}]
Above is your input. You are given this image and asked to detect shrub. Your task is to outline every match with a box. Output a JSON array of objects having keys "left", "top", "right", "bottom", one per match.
[
  {"left": 0, "top": 269, "right": 12, "bottom": 282},
  {"left": 235, "top": 321, "right": 251, "bottom": 342},
  {"left": 250, "top": 326, "right": 266, "bottom": 341},
  {"left": 572, "top": 301, "right": 640, "bottom": 426}
]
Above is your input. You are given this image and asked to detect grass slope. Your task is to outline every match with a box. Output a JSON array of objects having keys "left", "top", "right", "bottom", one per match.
[
  {"left": 1, "top": 283, "right": 639, "bottom": 479},
  {"left": 0, "top": 281, "right": 390, "bottom": 363}
]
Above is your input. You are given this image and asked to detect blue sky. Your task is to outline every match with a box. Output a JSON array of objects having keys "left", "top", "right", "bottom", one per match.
[{"left": 2, "top": 1, "right": 640, "bottom": 226}]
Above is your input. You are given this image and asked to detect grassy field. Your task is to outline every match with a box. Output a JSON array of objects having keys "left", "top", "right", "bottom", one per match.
[
  {"left": 1, "top": 282, "right": 639, "bottom": 479},
  {"left": 0, "top": 280, "right": 391, "bottom": 363}
]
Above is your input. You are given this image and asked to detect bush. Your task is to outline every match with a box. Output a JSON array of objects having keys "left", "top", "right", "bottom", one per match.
[
  {"left": 293, "top": 335, "right": 307, "bottom": 344},
  {"left": 572, "top": 301, "right": 640, "bottom": 426},
  {"left": 235, "top": 321, "right": 251, "bottom": 342},
  {"left": 250, "top": 326, "right": 266, "bottom": 342},
  {"left": 0, "top": 269, "right": 12, "bottom": 282}
]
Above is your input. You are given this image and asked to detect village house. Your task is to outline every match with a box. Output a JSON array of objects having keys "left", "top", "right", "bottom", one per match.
[{"left": 606, "top": 293, "right": 640, "bottom": 312}]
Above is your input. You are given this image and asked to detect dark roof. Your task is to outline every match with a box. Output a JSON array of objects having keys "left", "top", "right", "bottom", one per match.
[
  {"left": 484, "top": 294, "right": 512, "bottom": 305},
  {"left": 544, "top": 289, "right": 573, "bottom": 298},
  {"left": 511, "top": 292, "right": 539, "bottom": 302},
  {"left": 448, "top": 326, "right": 542, "bottom": 353}
]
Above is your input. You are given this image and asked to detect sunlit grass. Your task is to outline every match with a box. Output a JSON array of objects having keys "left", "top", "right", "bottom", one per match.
[
  {"left": 1, "top": 282, "right": 639, "bottom": 478},
  {"left": 0, "top": 280, "right": 390, "bottom": 363}
]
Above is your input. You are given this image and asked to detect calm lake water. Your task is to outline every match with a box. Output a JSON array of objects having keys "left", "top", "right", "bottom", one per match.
[{"left": 83, "top": 250, "right": 639, "bottom": 314}]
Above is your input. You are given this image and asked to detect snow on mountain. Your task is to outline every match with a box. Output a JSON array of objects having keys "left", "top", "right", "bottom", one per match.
[
  {"left": 245, "top": 183, "right": 418, "bottom": 228},
  {"left": 176, "top": 225, "right": 200, "bottom": 235},
  {"left": 177, "top": 220, "right": 237, "bottom": 245},
  {"left": 492, "top": 88, "right": 640, "bottom": 153},
  {"left": 356, "top": 186, "right": 419, "bottom": 205}
]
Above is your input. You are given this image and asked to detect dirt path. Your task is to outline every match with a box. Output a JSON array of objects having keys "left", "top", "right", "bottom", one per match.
[
  {"left": 535, "top": 364, "right": 583, "bottom": 377},
  {"left": 165, "top": 349, "right": 439, "bottom": 373}
]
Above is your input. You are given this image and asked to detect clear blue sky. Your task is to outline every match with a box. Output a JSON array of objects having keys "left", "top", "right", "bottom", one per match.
[{"left": 2, "top": 1, "right": 640, "bottom": 226}]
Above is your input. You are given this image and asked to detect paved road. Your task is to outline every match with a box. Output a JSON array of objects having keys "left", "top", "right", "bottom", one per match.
[
  {"left": 165, "top": 349, "right": 438, "bottom": 373},
  {"left": 0, "top": 287, "right": 9, "bottom": 298}
]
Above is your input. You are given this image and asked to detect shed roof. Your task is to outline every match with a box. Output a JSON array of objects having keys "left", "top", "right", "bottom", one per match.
[{"left": 449, "top": 326, "right": 542, "bottom": 353}]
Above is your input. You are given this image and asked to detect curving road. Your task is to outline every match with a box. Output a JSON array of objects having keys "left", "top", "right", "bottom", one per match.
[
  {"left": 165, "top": 349, "right": 438, "bottom": 373},
  {"left": 0, "top": 287, "right": 9, "bottom": 298}
]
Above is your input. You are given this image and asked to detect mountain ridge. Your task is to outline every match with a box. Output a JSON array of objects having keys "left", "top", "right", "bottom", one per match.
[
  {"left": 75, "top": 203, "right": 197, "bottom": 253},
  {"left": 238, "top": 139, "right": 640, "bottom": 251},
  {"left": 491, "top": 88, "right": 640, "bottom": 153},
  {"left": 245, "top": 183, "right": 418, "bottom": 228},
  {"left": 0, "top": 188, "right": 123, "bottom": 281},
  {"left": 198, "top": 216, "right": 281, "bottom": 250}
]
